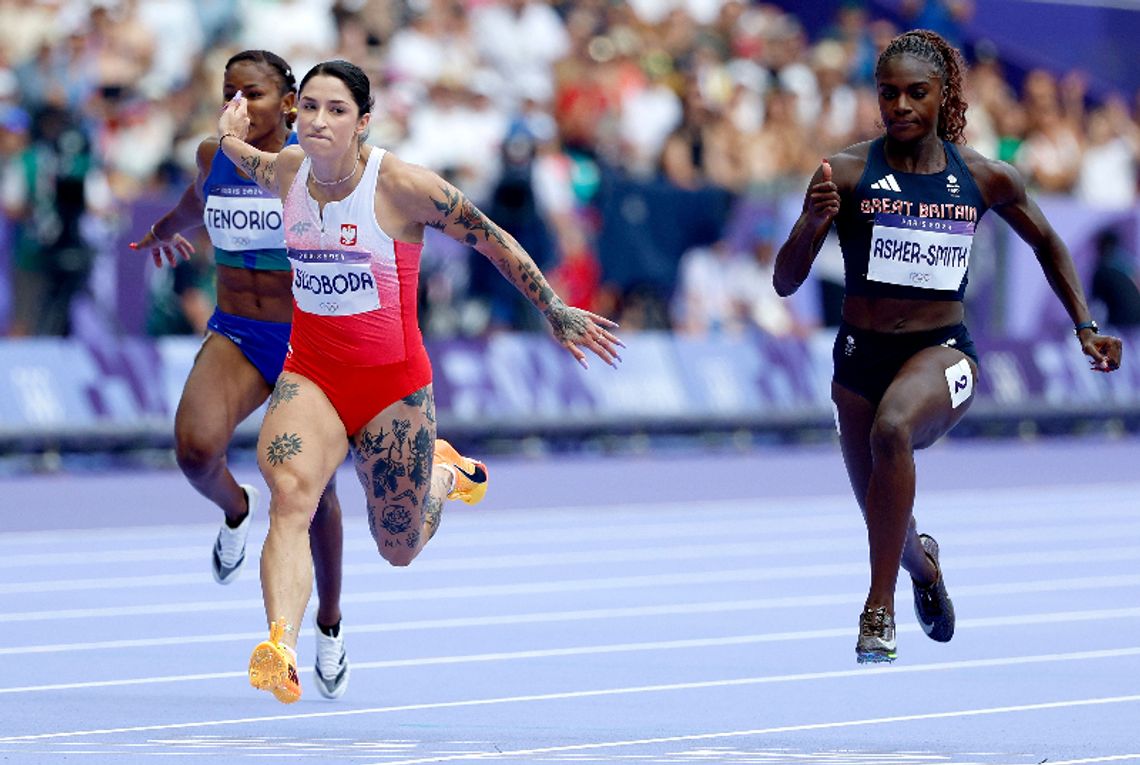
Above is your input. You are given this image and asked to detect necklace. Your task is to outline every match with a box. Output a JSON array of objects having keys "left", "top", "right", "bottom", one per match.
[{"left": 310, "top": 151, "right": 360, "bottom": 187}]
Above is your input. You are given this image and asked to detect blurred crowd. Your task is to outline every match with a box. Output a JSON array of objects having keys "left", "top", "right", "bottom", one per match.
[{"left": 1, "top": 0, "right": 1138, "bottom": 339}]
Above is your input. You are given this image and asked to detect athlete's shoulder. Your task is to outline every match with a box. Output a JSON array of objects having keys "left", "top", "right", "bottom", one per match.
[
  {"left": 275, "top": 144, "right": 305, "bottom": 175},
  {"left": 828, "top": 140, "right": 874, "bottom": 189},
  {"left": 955, "top": 145, "right": 1022, "bottom": 207},
  {"left": 376, "top": 149, "right": 438, "bottom": 196},
  {"left": 196, "top": 136, "right": 220, "bottom": 173}
]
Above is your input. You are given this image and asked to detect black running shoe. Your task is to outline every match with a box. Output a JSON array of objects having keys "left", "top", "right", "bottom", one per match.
[
  {"left": 912, "top": 534, "right": 955, "bottom": 643},
  {"left": 855, "top": 606, "right": 896, "bottom": 664}
]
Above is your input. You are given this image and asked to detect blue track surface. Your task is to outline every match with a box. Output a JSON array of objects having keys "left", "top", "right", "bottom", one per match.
[{"left": 1, "top": 438, "right": 1139, "bottom": 764}]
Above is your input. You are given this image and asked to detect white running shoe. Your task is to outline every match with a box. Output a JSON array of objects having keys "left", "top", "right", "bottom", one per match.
[
  {"left": 211, "top": 483, "right": 258, "bottom": 585},
  {"left": 313, "top": 618, "right": 350, "bottom": 700}
]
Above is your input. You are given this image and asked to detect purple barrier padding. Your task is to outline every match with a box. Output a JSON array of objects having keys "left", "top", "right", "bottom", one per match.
[
  {"left": 1, "top": 329, "right": 1137, "bottom": 439},
  {"left": 0, "top": 339, "right": 118, "bottom": 429},
  {"left": 116, "top": 193, "right": 182, "bottom": 335}
]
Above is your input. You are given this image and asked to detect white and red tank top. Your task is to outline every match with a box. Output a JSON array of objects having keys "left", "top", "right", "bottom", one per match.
[{"left": 283, "top": 148, "right": 425, "bottom": 367}]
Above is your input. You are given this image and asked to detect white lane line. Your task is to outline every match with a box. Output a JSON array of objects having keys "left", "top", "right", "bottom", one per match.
[
  {"left": 3, "top": 611, "right": 1139, "bottom": 694},
  {"left": 3, "top": 480, "right": 1138, "bottom": 558},
  {"left": 1, "top": 654, "right": 1137, "bottom": 742},
  {"left": 1044, "top": 757, "right": 1140, "bottom": 765},
  {"left": 7, "top": 545, "right": 1140, "bottom": 623},
  {"left": 0, "top": 510, "right": 862, "bottom": 568},
  {"left": 8, "top": 520, "right": 1140, "bottom": 596},
  {"left": 3, "top": 574, "right": 1138, "bottom": 657},
  {"left": 361, "top": 696, "right": 1140, "bottom": 765}
]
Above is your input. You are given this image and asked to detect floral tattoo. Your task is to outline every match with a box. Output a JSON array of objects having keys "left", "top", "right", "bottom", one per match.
[{"left": 429, "top": 186, "right": 506, "bottom": 247}]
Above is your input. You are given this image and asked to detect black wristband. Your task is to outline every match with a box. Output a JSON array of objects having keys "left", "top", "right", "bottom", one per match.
[{"left": 1074, "top": 320, "right": 1099, "bottom": 336}]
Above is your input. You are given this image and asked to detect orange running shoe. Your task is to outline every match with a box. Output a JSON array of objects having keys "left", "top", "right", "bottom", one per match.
[
  {"left": 249, "top": 620, "right": 301, "bottom": 703},
  {"left": 433, "top": 438, "right": 488, "bottom": 505}
]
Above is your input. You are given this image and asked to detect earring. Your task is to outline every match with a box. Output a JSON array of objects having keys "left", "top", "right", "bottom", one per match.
[{"left": 288, "top": 106, "right": 298, "bottom": 116}]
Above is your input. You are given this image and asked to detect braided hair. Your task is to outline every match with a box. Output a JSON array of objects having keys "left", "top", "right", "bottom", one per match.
[{"left": 875, "top": 29, "right": 968, "bottom": 144}]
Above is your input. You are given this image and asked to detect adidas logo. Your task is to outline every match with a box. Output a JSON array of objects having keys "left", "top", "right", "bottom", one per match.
[{"left": 870, "top": 174, "right": 901, "bottom": 192}]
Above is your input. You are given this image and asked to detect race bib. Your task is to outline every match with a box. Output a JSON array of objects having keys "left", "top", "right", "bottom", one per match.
[
  {"left": 289, "top": 250, "right": 380, "bottom": 316},
  {"left": 204, "top": 190, "right": 284, "bottom": 251},
  {"left": 867, "top": 213, "right": 974, "bottom": 291}
]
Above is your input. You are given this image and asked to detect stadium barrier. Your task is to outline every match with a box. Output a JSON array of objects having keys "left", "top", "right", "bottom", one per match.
[{"left": 2, "top": 328, "right": 1137, "bottom": 454}]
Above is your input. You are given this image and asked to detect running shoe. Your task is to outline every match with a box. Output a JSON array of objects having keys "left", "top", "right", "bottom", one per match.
[
  {"left": 313, "top": 619, "right": 350, "bottom": 700},
  {"left": 855, "top": 606, "right": 897, "bottom": 664},
  {"left": 433, "top": 439, "right": 488, "bottom": 505},
  {"left": 211, "top": 484, "right": 258, "bottom": 585},
  {"left": 912, "top": 533, "right": 955, "bottom": 642},
  {"left": 249, "top": 620, "right": 301, "bottom": 703}
]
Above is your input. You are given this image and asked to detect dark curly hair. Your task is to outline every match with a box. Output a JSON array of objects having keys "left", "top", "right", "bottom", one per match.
[
  {"left": 225, "top": 50, "right": 297, "bottom": 95},
  {"left": 874, "top": 29, "right": 968, "bottom": 144},
  {"left": 225, "top": 50, "right": 298, "bottom": 127}
]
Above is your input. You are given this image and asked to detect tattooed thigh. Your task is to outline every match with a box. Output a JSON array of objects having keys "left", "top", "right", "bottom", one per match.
[{"left": 352, "top": 387, "right": 437, "bottom": 551}]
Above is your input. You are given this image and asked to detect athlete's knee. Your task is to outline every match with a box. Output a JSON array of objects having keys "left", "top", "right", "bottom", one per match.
[
  {"left": 265, "top": 472, "right": 322, "bottom": 527},
  {"left": 174, "top": 429, "right": 225, "bottom": 478},
  {"left": 869, "top": 412, "right": 912, "bottom": 457},
  {"left": 366, "top": 504, "right": 424, "bottom": 566},
  {"left": 378, "top": 542, "right": 420, "bottom": 567}
]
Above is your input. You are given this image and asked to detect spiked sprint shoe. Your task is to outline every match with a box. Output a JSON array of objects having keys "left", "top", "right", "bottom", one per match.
[
  {"left": 249, "top": 620, "right": 301, "bottom": 703},
  {"left": 313, "top": 619, "right": 350, "bottom": 700},
  {"left": 856, "top": 606, "right": 897, "bottom": 664},
  {"left": 912, "top": 533, "right": 955, "bottom": 642},
  {"left": 434, "top": 439, "right": 488, "bottom": 505},
  {"left": 211, "top": 484, "right": 258, "bottom": 584}
]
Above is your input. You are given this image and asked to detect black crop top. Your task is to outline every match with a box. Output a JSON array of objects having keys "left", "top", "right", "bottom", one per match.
[{"left": 835, "top": 137, "right": 989, "bottom": 301}]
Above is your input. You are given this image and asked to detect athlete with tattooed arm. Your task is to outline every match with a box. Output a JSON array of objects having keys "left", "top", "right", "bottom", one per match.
[{"left": 217, "top": 59, "right": 623, "bottom": 703}]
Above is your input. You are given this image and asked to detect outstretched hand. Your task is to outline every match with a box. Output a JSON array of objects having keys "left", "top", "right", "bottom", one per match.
[
  {"left": 544, "top": 301, "right": 624, "bottom": 370},
  {"left": 129, "top": 227, "right": 195, "bottom": 267},
  {"left": 809, "top": 158, "right": 840, "bottom": 222},
  {"left": 1081, "top": 332, "right": 1123, "bottom": 373}
]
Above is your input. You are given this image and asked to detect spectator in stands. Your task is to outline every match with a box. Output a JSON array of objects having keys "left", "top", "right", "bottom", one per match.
[
  {"left": 899, "top": 0, "right": 974, "bottom": 48},
  {"left": 1018, "top": 105, "right": 1082, "bottom": 194},
  {"left": 1, "top": 103, "right": 100, "bottom": 336},
  {"left": 660, "top": 79, "right": 745, "bottom": 191},
  {"left": 1077, "top": 98, "right": 1140, "bottom": 210},
  {"left": 742, "top": 84, "right": 816, "bottom": 192},
  {"left": 1091, "top": 228, "right": 1140, "bottom": 329},
  {"left": 774, "top": 29, "right": 1122, "bottom": 666},
  {"left": 143, "top": 228, "right": 215, "bottom": 336}
]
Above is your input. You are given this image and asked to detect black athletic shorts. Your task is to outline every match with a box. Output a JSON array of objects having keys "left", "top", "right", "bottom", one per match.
[{"left": 832, "top": 321, "right": 979, "bottom": 404}]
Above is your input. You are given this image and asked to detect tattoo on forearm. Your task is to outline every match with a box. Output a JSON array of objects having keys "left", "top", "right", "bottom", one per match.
[
  {"left": 239, "top": 154, "right": 276, "bottom": 190},
  {"left": 516, "top": 260, "right": 556, "bottom": 304},
  {"left": 268, "top": 380, "right": 299, "bottom": 413},
  {"left": 266, "top": 433, "right": 302, "bottom": 466},
  {"left": 430, "top": 186, "right": 506, "bottom": 247}
]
